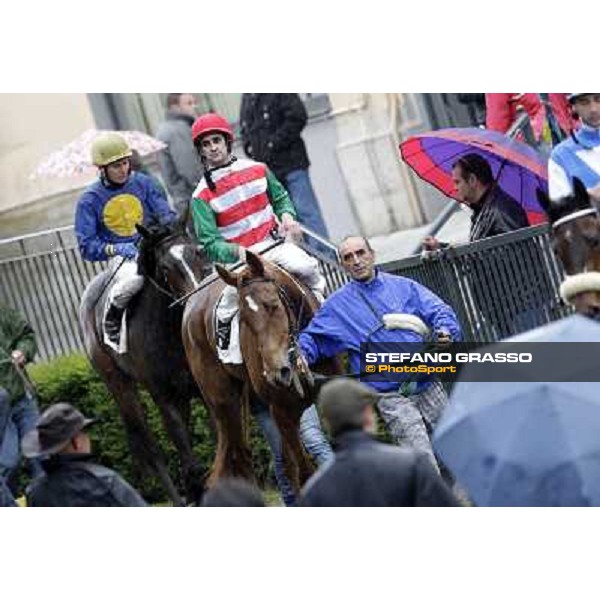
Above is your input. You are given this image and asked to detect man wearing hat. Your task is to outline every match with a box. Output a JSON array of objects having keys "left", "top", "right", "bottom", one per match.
[
  {"left": 300, "top": 379, "right": 459, "bottom": 507},
  {"left": 74, "top": 133, "right": 176, "bottom": 352},
  {"left": 23, "top": 403, "right": 147, "bottom": 507},
  {"left": 549, "top": 94, "right": 600, "bottom": 201}
]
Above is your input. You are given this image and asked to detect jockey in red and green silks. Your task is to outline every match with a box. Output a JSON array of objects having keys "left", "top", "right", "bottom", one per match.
[{"left": 189, "top": 112, "right": 325, "bottom": 364}]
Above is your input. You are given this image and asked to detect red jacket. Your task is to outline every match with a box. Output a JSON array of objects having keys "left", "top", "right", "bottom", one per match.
[{"left": 485, "top": 93, "right": 576, "bottom": 140}]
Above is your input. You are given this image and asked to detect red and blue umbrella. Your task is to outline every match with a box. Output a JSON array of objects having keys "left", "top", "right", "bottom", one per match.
[{"left": 399, "top": 127, "right": 549, "bottom": 225}]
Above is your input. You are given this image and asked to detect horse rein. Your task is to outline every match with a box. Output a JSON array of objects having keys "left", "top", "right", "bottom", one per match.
[
  {"left": 239, "top": 275, "right": 305, "bottom": 366},
  {"left": 552, "top": 208, "right": 598, "bottom": 230},
  {"left": 143, "top": 232, "right": 194, "bottom": 302}
]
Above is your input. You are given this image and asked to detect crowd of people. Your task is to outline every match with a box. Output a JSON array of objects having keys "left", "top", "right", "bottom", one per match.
[{"left": 2, "top": 93, "right": 600, "bottom": 507}]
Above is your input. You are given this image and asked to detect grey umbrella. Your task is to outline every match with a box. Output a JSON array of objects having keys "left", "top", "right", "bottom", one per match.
[{"left": 433, "top": 314, "right": 600, "bottom": 506}]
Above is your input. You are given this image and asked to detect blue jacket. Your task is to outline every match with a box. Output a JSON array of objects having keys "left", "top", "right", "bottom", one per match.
[
  {"left": 549, "top": 124, "right": 600, "bottom": 199},
  {"left": 75, "top": 172, "right": 175, "bottom": 262},
  {"left": 299, "top": 271, "right": 461, "bottom": 393}
]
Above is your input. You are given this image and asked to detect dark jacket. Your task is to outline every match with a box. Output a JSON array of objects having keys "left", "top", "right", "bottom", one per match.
[
  {"left": 300, "top": 430, "right": 459, "bottom": 507},
  {"left": 27, "top": 454, "right": 147, "bottom": 507},
  {"left": 155, "top": 111, "right": 202, "bottom": 212},
  {"left": 240, "top": 93, "right": 310, "bottom": 181},
  {"left": 469, "top": 185, "right": 530, "bottom": 242}
]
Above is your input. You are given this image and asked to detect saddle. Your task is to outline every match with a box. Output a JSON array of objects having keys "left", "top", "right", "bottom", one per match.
[
  {"left": 96, "top": 271, "right": 130, "bottom": 355},
  {"left": 213, "top": 288, "right": 242, "bottom": 364}
]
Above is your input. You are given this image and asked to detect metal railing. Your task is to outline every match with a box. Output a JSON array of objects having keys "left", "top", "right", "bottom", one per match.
[
  {"left": 0, "top": 223, "right": 570, "bottom": 362},
  {"left": 0, "top": 239, "right": 106, "bottom": 361},
  {"left": 381, "top": 224, "right": 572, "bottom": 342},
  {"left": 0, "top": 226, "right": 345, "bottom": 362}
]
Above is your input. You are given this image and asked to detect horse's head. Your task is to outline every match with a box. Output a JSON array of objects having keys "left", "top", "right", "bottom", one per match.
[
  {"left": 216, "top": 251, "right": 310, "bottom": 393},
  {"left": 537, "top": 178, "right": 600, "bottom": 275},
  {"left": 137, "top": 221, "right": 212, "bottom": 298}
]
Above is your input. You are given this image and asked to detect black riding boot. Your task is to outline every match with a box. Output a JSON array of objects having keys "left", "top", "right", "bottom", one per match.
[
  {"left": 216, "top": 319, "right": 232, "bottom": 352},
  {"left": 104, "top": 303, "right": 125, "bottom": 347}
]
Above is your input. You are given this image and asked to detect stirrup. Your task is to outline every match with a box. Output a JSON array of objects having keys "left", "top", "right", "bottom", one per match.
[
  {"left": 216, "top": 320, "right": 232, "bottom": 351},
  {"left": 104, "top": 304, "right": 124, "bottom": 349}
]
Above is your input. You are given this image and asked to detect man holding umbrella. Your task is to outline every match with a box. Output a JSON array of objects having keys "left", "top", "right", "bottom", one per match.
[{"left": 423, "top": 153, "right": 529, "bottom": 249}]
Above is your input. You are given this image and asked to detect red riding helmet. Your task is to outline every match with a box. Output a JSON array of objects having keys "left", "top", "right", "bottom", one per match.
[{"left": 191, "top": 113, "right": 234, "bottom": 145}]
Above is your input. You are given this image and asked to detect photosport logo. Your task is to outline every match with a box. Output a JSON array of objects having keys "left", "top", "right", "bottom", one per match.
[{"left": 359, "top": 342, "right": 600, "bottom": 383}]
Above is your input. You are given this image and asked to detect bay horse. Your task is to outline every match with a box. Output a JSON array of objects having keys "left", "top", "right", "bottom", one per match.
[
  {"left": 537, "top": 177, "right": 600, "bottom": 317},
  {"left": 79, "top": 221, "right": 213, "bottom": 505},
  {"left": 182, "top": 250, "right": 323, "bottom": 493}
]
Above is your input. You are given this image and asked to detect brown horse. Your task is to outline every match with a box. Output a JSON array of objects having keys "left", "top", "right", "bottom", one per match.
[
  {"left": 537, "top": 177, "right": 600, "bottom": 317},
  {"left": 182, "top": 250, "right": 321, "bottom": 492},
  {"left": 79, "top": 221, "right": 213, "bottom": 505}
]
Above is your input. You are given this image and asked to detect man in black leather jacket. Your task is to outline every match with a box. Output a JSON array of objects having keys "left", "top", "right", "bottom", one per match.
[
  {"left": 300, "top": 379, "right": 459, "bottom": 507},
  {"left": 423, "top": 153, "right": 529, "bottom": 249},
  {"left": 23, "top": 403, "right": 146, "bottom": 507},
  {"left": 421, "top": 154, "right": 546, "bottom": 337}
]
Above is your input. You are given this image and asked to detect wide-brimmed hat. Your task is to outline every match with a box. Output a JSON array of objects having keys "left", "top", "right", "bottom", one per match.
[
  {"left": 22, "top": 403, "right": 96, "bottom": 458},
  {"left": 318, "top": 378, "right": 379, "bottom": 436}
]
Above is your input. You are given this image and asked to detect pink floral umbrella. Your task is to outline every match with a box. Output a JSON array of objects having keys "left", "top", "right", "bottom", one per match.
[{"left": 30, "top": 129, "right": 167, "bottom": 180}]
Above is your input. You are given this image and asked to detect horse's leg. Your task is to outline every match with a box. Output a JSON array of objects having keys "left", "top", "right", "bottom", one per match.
[
  {"left": 271, "top": 404, "right": 315, "bottom": 494},
  {"left": 183, "top": 298, "right": 254, "bottom": 489},
  {"left": 209, "top": 388, "right": 254, "bottom": 486},
  {"left": 91, "top": 350, "right": 184, "bottom": 506},
  {"left": 152, "top": 392, "right": 208, "bottom": 504}
]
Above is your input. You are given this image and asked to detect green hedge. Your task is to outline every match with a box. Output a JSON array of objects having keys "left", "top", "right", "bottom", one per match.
[{"left": 28, "top": 353, "right": 275, "bottom": 504}]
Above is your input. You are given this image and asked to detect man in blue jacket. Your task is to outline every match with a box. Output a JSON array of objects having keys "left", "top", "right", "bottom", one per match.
[
  {"left": 75, "top": 133, "right": 175, "bottom": 351},
  {"left": 549, "top": 93, "right": 600, "bottom": 201},
  {"left": 299, "top": 236, "right": 461, "bottom": 472}
]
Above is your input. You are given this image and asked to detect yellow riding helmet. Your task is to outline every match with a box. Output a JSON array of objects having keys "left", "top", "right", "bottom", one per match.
[{"left": 91, "top": 133, "right": 133, "bottom": 167}]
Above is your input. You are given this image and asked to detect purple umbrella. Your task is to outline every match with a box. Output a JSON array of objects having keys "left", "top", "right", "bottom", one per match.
[{"left": 399, "top": 127, "right": 549, "bottom": 225}]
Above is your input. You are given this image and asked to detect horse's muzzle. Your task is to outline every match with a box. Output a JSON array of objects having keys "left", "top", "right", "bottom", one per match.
[{"left": 275, "top": 364, "right": 293, "bottom": 388}]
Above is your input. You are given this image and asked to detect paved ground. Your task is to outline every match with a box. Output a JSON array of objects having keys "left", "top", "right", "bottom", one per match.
[{"left": 370, "top": 207, "right": 471, "bottom": 264}]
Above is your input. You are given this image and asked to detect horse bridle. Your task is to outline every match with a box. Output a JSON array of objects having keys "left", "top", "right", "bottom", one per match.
[
  {"left": 239, "top": 275, "right": 306, "bottom": 367},
  {"left": 551, "top": 208, "right": 598, "bottom": 230},
  {"left": 143, "top": 232, "right": 190, "bottom": 302}
]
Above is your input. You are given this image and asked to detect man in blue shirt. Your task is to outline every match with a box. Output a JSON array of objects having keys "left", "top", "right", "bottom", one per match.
[
  {"left": 75, "top": 133, "right": 175, "bottom": 351},
  {"left": 299, "top": 236, "right": 461, "bottom": 472},
  {"left": 549, "top": 94, "right": 600, "bottom": 201}
]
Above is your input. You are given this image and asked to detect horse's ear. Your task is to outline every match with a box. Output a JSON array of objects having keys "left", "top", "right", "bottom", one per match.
[
  {"left": 216, "top": 264, "right": 240, "bottom": 288},
  {"left": 136, "top": 223, "right": 151, "bottom": 238},
  {"left": 572, "top": 177, "right": 592, "bottom": 209},
  {"left": 536, "top": 187, "right": 552, "bottom": 217},
  {"left": 245, "top": 251, "right": 265, "bottom": 277}
]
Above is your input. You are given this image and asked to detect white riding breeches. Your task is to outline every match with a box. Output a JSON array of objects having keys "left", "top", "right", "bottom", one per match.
[
  {"left": 107, "top": 257, "right": 144, "bottom": 309},
  {"left": 256, "top": 240, "right": 326, "bottom": 298}
]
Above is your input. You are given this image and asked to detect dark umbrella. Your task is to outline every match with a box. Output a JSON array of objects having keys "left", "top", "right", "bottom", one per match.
[
  {"left": 433, "top": 315, "right": 600, "bottom": 506},
  {"left": 399, "top": 127, "right": 549, "bottom": 225}
]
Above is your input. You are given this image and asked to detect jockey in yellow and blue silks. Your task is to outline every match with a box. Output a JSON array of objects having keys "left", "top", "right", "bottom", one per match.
[{"left": 75, "top": 133, "right": 175, "bottom": 351}]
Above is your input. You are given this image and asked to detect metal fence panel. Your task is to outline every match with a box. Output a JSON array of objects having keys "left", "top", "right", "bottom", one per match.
[
  {"left": 0, "top": 224, "right": 572, "bottom": 361},
  {"left": 380, "top": 225, "right": 572, "bottom": 342}
]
